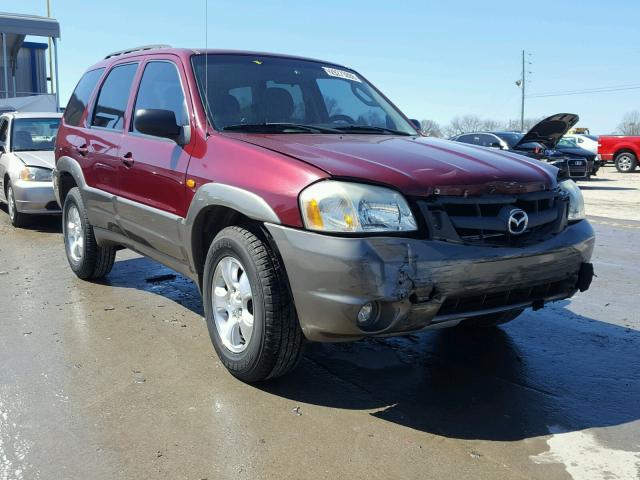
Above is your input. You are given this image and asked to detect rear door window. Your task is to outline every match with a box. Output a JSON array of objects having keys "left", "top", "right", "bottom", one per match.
[
  {"left": 64, "top": 68, "right": 105, "bottom": 127},
  {"left": 91, "top": 63, "right": 138, "bottom": 130},
  {"left": 132, "top": 61, "right": 189, "bottom": 133}
]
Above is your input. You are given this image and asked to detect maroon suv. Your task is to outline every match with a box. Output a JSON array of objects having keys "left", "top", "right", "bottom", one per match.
[{"left": 54, "top": 46, "right": 594, "bottom": 382}]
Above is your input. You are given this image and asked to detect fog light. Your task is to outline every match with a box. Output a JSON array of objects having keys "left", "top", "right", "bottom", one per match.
[{"left": 357, "top": 302, "right": 377, "bottom": 326}]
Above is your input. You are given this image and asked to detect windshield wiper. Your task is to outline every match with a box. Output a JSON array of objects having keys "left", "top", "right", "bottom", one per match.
[
  {"left": 223, "top": 123, "right": 342, "bottom": 134},
  {"left": 334, "top": 125, "right": 412, "bottom": 136}
]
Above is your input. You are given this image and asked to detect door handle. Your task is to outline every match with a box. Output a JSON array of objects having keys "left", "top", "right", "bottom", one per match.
[
  {"left": 121, "top": 152, "right": 134, "bottom": 168},
  {"left": 76, "top": 144, "right": 88, "bottom": 156}
]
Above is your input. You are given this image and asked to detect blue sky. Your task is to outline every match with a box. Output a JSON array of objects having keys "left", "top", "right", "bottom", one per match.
[{"left": 14, "top": 0, "right": 640, "bottom": 133}]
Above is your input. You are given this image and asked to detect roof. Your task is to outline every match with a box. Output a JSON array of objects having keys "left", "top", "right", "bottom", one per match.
[
  {"left": 90, "top": 46, "right": 346, "bottom": 71},
  {"left": 0, "top": 12, "right": 60, "bottom": 37},
  {"left": 2, "top": 111, "right": 62, "bottom": 119}
]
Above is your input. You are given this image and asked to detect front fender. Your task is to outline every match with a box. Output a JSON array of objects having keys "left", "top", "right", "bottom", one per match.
[{"left": 183, "top": 182, "right": 281, "bottom": 278}]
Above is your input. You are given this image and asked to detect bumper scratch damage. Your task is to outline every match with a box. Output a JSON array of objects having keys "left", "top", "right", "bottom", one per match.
[{"left": 266, "top": 220, "right": 595, "bottom": 342}]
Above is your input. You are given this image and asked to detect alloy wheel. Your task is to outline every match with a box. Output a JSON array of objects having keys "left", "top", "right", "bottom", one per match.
[
  {"left": 212, "top": 256, "right": 255, "bottom": 353},
  {"left": 66, "top": 204, "right": 84, "bottom": 263}
]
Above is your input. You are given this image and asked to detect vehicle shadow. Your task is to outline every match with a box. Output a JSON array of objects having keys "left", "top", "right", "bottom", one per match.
[
  {"left": 0, "top": 204, "right": 62, "bottom": 233},
  {"left": 102, "top": 256, "right": 204, "bottom": 316},
  {"left": 103, "top": 256, "right": 639, "bottom": 442},
  {"left": 257, "top": 307, "right": 639, "bottom": 442},
  {"left": 579, "top": 185, "right": 636, "bottom": 191}
]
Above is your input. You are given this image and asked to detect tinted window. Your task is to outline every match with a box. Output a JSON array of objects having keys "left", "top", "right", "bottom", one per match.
[
  {"left": 11, "top": 118, "right": 60, "bottom": 151},
  {"left": 495, "top": 132, "right": 524, "bottom": 148},
  {"left": 63, "top": 68, "right": 105, "bottom": 126},
  {"left": 132, "top": 62, "right": 188, "bottom": 133},
  {"left": 191, "top": 54, "right": 415, "bottom": 134},
  {"left": 0, "top": 119, "right": 8, "bottom": 143},
  {"left": 92, "top": 63, "right": 138, "bottom": 130},
  {"left": 456, "top": 134, "right": 475, "bottom": 144}
]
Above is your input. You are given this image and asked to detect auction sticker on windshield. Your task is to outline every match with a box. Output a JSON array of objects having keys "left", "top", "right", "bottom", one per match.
[{"left": 322, "top": 67, "right": 361, "bottom": 82}]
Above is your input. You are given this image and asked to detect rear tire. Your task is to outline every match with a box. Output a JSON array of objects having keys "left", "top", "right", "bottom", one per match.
[
  {"left": 202, "top": 226, "right": 304, "bottom": 382},
  {"left": 457, "top": 309, "right": 524, "bottom": 329},
  {"left": 6, "top": 182, "right": 30, "bottom": 228},
  {"left": 63, "top": 187, "right": 116, "bottom": 280},
  {"left": 614, "top": 152, "right": 637, "bottom": 173}
]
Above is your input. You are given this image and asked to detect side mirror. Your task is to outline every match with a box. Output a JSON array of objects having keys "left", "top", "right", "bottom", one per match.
[
  {"left": 409, "top": 119, "right": 421, "bottom": 131},
  {"left": 489, "top": 142, "right": 503, "bottom": 149},
  {"left": 134, "top": 109, "right": 182, "bottom": 143}
]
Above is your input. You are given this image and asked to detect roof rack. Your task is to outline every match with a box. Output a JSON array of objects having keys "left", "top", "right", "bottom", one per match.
[{"left": 104, "top": 44, "right": 172, "bottom": 60}]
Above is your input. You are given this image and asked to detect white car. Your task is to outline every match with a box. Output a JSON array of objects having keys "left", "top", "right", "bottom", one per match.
[
  {"left": 562, "top": 134, "right": 599, "bottom": 154},
  {"left": 0, "top": 112, "right": 62, "bottom": 227}
]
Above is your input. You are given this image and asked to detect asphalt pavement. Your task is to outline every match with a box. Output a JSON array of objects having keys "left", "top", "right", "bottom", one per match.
[{"left": 0, "top": 168, "right": 638, "bottom": 480}]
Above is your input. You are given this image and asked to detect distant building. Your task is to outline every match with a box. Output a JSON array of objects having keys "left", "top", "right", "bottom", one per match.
[{"left": 0, "top": 12, "right": 60, "bottom": 112}]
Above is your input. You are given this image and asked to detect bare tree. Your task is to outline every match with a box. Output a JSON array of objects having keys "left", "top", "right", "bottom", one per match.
[
  {"left": 480, "top": 119, "right": 503, "bottom": 131},
  {"left": 420, "top": 119, "right": 443, "bottom": 137},
  {"left": 445, "top": 114, "right": 484, "bottom": 136},
  {"left": 616, "top": 110, "right": 640, "bottom": 135}
]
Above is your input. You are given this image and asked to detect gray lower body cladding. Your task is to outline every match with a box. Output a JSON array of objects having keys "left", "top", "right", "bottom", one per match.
[{"left": 266, "top": 221, "right": 595, "bottom": 342}]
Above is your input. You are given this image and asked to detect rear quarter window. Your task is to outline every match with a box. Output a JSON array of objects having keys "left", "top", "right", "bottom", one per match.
[{"left": 63, "top": 68, "right": 105, "bottom": 127}]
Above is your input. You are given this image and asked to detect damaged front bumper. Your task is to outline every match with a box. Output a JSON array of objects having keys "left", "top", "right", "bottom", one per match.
[{"left": 266, "top": 220, "right": 595, "bottom": 342}]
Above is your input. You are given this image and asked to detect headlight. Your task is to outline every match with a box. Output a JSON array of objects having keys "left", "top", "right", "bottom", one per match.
[
  {"left": 300, "top": 180, "right": 417, "bottom": 233},
  {"left": 19, "top": 166, "right": 53, "bottom": 182},
  {"left": 559, "top": 179, "right": 585, "bottom": 221}
]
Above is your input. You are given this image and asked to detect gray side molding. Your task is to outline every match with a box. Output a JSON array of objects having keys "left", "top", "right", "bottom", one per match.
[
  {"left": 183, "top": 183, "right": 281, "bottom": 279},
  {"left": 185, "top": 183, "right": 280, "bottom": 225}
]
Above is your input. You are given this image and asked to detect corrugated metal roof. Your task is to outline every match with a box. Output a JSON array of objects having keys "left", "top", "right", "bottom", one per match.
[{"left": 0, "top": 12, "right": 60, "bottom": 38}]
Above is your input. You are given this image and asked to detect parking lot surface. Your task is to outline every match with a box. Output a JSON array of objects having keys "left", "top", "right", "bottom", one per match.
[{"left": 0, "top": 166, "right": 638, "bottom": 480}]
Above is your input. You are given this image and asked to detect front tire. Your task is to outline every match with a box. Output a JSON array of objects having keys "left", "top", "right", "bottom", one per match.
[
  {"left": 615, "top": 152, "right": 637, "bottom": 173},
  {"left": 202, "top": 226, "right": 304, "bottom": 382},
  {"left": 457, "top": 309, "right": 524, "bottom": 329},
  {"left": 6, "top": 182, "right": 30, "bottom": 228},
  {"left": 63, "top": 187, "right": 116, "bottom": 280}
]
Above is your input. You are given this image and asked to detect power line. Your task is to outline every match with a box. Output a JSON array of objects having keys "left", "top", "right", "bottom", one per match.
[{"left": 528, "top": 83, "right": 640, "bottom": 98}]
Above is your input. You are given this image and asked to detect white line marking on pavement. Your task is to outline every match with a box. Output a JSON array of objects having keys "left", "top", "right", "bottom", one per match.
[{"left": 530, "top": 425, "right": 640, "bottom": 480}]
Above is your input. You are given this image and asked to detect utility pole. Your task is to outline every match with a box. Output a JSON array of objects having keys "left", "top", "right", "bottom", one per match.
[
  {"left": 520, "top": 50, "right": 525, "bottom": 131},
  {"left": 46, "top": 0, "right": 54, "bottom": 96}
]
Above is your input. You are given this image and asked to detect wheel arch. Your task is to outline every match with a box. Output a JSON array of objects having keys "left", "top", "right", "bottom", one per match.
[
  {"left": 54, "top": 156, "right": 86, "bottom": 207},
  {"left": 185, "top": 183, "right": 282, "bottom": 288}
]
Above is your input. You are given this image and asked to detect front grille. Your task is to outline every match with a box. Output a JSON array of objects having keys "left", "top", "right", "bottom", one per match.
[
  {"left": 417, "top": 189, "right": 568, "bottom": 246},
  {"left": 437, "top": 279, "right": 575, "bottom": 316}
]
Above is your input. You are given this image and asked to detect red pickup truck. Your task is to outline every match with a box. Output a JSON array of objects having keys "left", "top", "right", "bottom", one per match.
[{"left": 598, "top": 136, "right": 639, "bottom": 172}]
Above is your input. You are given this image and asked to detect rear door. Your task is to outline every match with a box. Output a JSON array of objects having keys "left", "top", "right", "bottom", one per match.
[{"left": 116, "top": 57, "right": 194, "bottom": 261}]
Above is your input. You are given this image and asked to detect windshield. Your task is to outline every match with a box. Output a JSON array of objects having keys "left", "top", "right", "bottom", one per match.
[
  {"left": 11, "top": 117, "right": 60, "bottom": 152},
  {"left": 191, "top": 54, "right": 416, "bottom": 135},
  {"left": 558, "top": 138, "right": 578, "bottom": 147},
  {"left": 494, "top": 132, "right": 524, "bottom": 148}
]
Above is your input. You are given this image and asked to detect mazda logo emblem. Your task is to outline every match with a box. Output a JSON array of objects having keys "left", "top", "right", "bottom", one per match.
[{"left": 508, "top": 209, "right": 528, "bottom": 235}]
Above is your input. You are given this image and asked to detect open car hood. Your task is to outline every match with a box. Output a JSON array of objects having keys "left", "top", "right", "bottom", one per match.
[{"left": 514, "top": 113, "right": 579, "bottom": 150}]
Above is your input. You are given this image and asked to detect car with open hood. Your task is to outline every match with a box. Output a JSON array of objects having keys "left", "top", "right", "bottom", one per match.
[
  {"left": 451, "top": 114, "right": 593, "bottom": 179},
  {"left": 54, "top": 47, "right": 594, "bottom": 382},
  {"left": 0, "top": 112, "right": 62, "bottom": 227}
]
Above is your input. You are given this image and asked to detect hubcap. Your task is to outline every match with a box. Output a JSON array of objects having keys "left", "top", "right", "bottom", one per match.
[
  {"left": 66, "top": 204, "right": 84, "bottom": 263},
  {"left": 7, "top": 187, "right": 15, "bottom": 220},
  {"left": 212, "top": 256, "right": 254, "bottom": 353},
  {"left": 618, "top": 155, "right": 632, "bottom": 171}
]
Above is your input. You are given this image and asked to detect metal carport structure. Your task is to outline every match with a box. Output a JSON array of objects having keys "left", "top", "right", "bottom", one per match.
[{"left": 0, "top": 12, "right": 60, "bottom": 110}]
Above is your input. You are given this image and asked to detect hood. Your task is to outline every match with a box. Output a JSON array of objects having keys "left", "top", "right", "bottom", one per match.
[
  {"left": 224, "top": 133, "right": 557, "bottom": 196},
  {"left": 13, "top": 151, "right": 55, "bottom": 169},
  {"left": 514, "top": 113, "right": 579, "bottom": 150},
  {"left": 554, "top": 145, "right": 595, "bottom": 160}
]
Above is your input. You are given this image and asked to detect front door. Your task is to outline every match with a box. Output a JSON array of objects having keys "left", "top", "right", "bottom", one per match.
[{"left": 116, "top": 58, "right": 194, "bottom": 261}]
